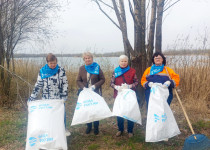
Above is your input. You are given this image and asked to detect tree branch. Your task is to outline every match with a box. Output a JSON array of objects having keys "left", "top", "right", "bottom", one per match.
[
  {"left": 128, "top": 0, "right": 135, "bottom": 22},
  {"left": 163, "top": 0, "right": 180, "bottom": 12},
  {"left": 112, "top": 0, "right": 123, "bottom": 28},
  {"left": 93, "top": 0, "right": 121, "bottom": 30},
  {"left": 97, "top": 0, "right": 114, "bottom": 10}
]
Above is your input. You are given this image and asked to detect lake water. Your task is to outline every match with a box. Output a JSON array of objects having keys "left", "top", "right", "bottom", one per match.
[
  {"left": 16, "top": 57, "right": 119, "bottom": 71},
  {"left": 15, "top": 55, "right": 209, "bottom": 71}
]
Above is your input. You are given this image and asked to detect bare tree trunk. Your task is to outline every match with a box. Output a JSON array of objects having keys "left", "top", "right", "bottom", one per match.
[
  {"left": 112, "top": 0, "right": 133, "bottom": 64},
  {"left": 4, "top": 56, "right": 11, "bottom": 97},
  {"left": 0, "top": 2, "right": 5, "bottom": 83},
  {"left": 94, "top": 0, "right": 177, "bottom": 108},
  {"left": 155, "top": 0, "right": 164, "bottom": 52},
  {"left": 128, "top": 0, "right": 146, "bottom": 107},
  {"left": 147, "top": 0, "right": 157, "bottom": 66},
  {"left": 119, "top": 0, "right": 132, "bottom": 64},
  {"left": 0, "top": 40, "right": 5, "bottom": 83},
  {"left": 12, "top": 53, "right": 15, "bottom": 72}
]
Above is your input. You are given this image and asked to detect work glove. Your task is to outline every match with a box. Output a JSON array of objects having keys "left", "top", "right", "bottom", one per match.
[
  {"left": 148, "top": 82, "right": 154, "bottom": 87},
  {"left": 27, "top": 97, "right": 34, "bottom": 102},
  {"left": 83, "top": 87, "right": 88, "bottom": 90},
  {"left": 121, "top": 83, "right": 132, "bottom": 89},
  {"left": 89, "top": 85, "right": 95, "bottom": 91},
  {"left": 114, "top": 85, "right": 123, "bottom": 92},
  {"left": 163, "top": 81, "right": 171, "bottom": 88}
]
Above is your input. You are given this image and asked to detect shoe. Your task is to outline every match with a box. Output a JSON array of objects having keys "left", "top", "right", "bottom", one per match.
[
  {"left": 86, "top": 126, "right": 92, "bottom": 134},
  {"left": 65, "top": 129, "right": 71, "bottom": 136},
  {"left": 128, "top": 133, "right": 133, "bottom": 138},
  {"left": 116, "top": 131, "right": 123, "bottom": 137},
  {"left": 94, "top": 128, "right": 99, "bottom": 135}
]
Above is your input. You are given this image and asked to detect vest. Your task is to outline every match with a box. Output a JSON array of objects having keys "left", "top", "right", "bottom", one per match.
[{"left": 114, "top": 68, "right": 136, "bottom": 98}]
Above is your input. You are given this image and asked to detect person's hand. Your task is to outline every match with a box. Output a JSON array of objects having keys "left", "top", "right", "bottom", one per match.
[
  {"left": 27, "top": 99, "right": 30, "bottom": 105},
  {"left": 121, "top": 83, "right": 132, "bottom": 89},
  {"left": 27, "top": 97, "right": 33, "bottom": 102},
  {"left": 148, "top": 82, "right": 154, "bottom": 87},
  {"left": 89, "top": 85, "right": 95, "bottom": 91},
  {"left": 163, "top": 81, "right": 171, "bottom": 88},
  {"left": 114, "top": 85, "right": 123, "bottom": 92},
  {"left": 83, "top": 87, "right": 88, "bottom": 90},
  {"left": 63, "top": 98, "right": 67, "bottom": 103}
]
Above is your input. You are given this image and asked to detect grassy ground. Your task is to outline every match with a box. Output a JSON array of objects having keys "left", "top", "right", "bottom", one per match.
[{"left": 0, "top": 91, "right": 209, "bottom": 150}]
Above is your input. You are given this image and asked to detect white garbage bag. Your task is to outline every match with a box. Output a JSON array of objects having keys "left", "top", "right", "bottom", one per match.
[
  {"left": 26, "top": 100, "right": 67, "bottom": 150},
  {"left": 71, "top": 88, "right": 112, "bottom": 126},
  {"left": 112, "top": 89, "right": 142, "bottom": 124},
  {"left": 146, "top": 83, "right": 181, "bottom": 142}
]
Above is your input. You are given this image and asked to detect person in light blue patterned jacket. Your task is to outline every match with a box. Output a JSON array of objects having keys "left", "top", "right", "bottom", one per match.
[
  {"left": 28, "top": 54, "right": 68, "bottom": 101},
  {"left": 28, "top": 53, "right": 70, "bottom": 136}
]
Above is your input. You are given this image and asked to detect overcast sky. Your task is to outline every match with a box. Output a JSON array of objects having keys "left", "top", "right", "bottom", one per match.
[{"left": 20, "top": 0, "right": 210, "bottom": 54}]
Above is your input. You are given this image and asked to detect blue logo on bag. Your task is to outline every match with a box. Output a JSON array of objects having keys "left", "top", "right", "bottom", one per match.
[
  {"left": 29, "top": 106, "right": 37, "bottom": 112},
  {"left": 76, "top": 102, "right": 82, "bottom": 110},
  {"left": 123, "top": 116, "right": 137, "bottom": 123},
  {"left": 123, "top": 91, "right": 130, "bottom": 99},
  {"left": 154, "top": 114, "right": 160, "bottom": 122},
  {"left": 150, "top": 86, "right": 157, "bottom": 94},
  {"left": 38, "top": 104, "right": 53, "bottom": 110},
  {"left": 162, "top": 113, "right": 167, "bottom": 122},
  {"left": 29, "top": 137, "right": 37, "bottom": 146},
  {"left": 83, "top": 99, "right": 98, "bottom": 107},
  {"left": 29, "top": 104, "right": 53, "bottom": 112},
  {"left": 38, "top": 134, "right": 54, "bottom": 143},
  {"left": 154, "top": 113, "right": 167, "bottom": 122}
]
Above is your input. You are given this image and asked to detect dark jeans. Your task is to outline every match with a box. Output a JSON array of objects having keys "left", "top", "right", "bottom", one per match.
[
  {"left": 87, "top": 121, "right": 99, "bottom": 129},
  {"left": 117, "top": 117, "right": 134, "bottom": 133}
]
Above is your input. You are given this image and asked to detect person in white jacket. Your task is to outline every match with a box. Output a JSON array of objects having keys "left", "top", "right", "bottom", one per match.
[{"left": 28, "top": 53, "right": 70, "bottom": 136}]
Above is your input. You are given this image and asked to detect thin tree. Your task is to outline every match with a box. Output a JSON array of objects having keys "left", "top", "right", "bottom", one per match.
[
  {"left": 93, "top": 0, "right": 180, "bottom": 107},
  {"left": 0, "top": 0, "right": 60, "bottom": 106}
]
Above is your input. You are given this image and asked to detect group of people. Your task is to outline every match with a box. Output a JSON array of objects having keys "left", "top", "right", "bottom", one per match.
[{"left": 28, "top": 51, "right": 180, "bottom": 138}]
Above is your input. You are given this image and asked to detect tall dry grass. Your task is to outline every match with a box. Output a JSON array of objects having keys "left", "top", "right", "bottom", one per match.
[
  {"left": 167, "top": 52, "right": 210, "bottom": 120},
  {"left": 0, "top": 54, "right": 209, "bottom": 120}
]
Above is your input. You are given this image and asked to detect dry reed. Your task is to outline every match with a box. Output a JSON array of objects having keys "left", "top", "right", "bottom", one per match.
[
  {"left": 0, "top": 54, "right": 209, "bottom": 120},
  {"left": 167, "top": 53, "right": 210, "bottom": 120}
]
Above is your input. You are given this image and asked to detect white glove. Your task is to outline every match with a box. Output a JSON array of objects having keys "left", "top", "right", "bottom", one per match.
[
  {"left": 148, "top": 82, "right": 154, "bottom": 87},
  {"left": 89, "top": 85, "right": 95, "bottom": 91},
  {"left": 121, "top": 83, "right": 132, "bottom": 89},
  {"left": 163, "top": 81, "right": 171, "bottom": 88},
  {"left": 114, "top": 85, "right": 123, "bottom": 92}
]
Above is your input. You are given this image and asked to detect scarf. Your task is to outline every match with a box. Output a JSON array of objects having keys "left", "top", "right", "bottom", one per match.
[
  {"left": 150, "top": 64, "right": 164, "bottom": 75},
  {"left": 40, "top": 64, "right": 59, "bottom": 79},
  {"left": 85, "top": 62, "right": 100, "bottom": 75},
  {"left": 114, "top": 66, "right": 130, "bottom": 78}
]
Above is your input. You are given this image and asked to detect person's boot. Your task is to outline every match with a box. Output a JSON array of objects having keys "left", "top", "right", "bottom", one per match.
[
  {"left": 86, "top": 126, "right": 92, "bottom": 134},
  {"left": 65, "top": 129, "right": 71, "bottom": 136},
  {"left": 116, "top": 131, "right": 123, "bottom": 137},
  {"left": 128, "top": 133, "right": 133, "bottom": 138},
  {"left": 94, "top": 127, "right": 99, "bottom": 135}
]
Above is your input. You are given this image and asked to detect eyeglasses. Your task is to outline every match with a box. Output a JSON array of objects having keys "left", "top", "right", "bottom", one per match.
[{"left": 154, "top": 57, "right": 162, "bottom": 60}]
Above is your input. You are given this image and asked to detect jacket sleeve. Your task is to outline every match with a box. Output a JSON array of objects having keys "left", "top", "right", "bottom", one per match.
[
  {"left": 141, "top": 67, "right": 150, "bottom": 88},
  {"left": 94, "top": 68, "right": 105, "bottom": 89},
  {"left": 60, "top": 68, "right": 68, "bottom": 100},
  {"left": 130, "top": 74, "right": 138, "bottom": 89},
  {"left": 28, "top": 73, "right": 44, "bottom": 101},
  {"left": 166, "top": 67, "right": 180, "bottom": 88},
  {"left": 76, "top": 67, "right": 86, "bottom": 89},
  {"left": 110, "top": 72, "right": 116, "bottom": 89}
]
